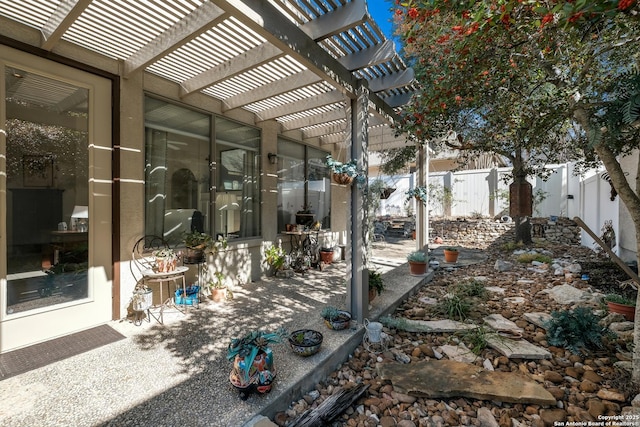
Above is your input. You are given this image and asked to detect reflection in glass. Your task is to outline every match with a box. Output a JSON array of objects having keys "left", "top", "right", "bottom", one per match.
[{"left": 5, "top": 67, "right": 89, "bottom": 314}]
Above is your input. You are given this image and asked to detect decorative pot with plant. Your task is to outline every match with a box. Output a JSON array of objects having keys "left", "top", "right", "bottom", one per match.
[
  {"left": 227, "top": 328, "right": 287, "bottom": 400},
  {"left": 325, "top": 155, "right": 365, "bottom": 186},
  {"left": 405, "top": 186, "right": 428, "bottom": 205},
  {"left": 604, "top": 294, "right": 636, "bottom": 321},
  {"left": 288, "top": 329, "right": 323, "bottom": 357},
  {"left": 206, "top": 271, "right": 226, "bottom": 302},
  {"left": 265, "top": 241, "right": 292, "bottom": 277},
  {"left": 407, "top": 250, "right": 428, "bottom": 275},
  {"left": 182, "top": 231, "right": 227, "bottom": 262},
  {"left": 131, "top": 285, "right": 153, "bottom": 325},
  {"left": 368, "top": 268, "right": 384, "bottom": 302},
  {"left": 152, "top": 248, "right": 177, "bottom": 273},
  {"left": 443, "top": 246, "right": 460, "bottom": 263},
  {"left": 321, "top": 306, "right": 352, "bottom": 330}
]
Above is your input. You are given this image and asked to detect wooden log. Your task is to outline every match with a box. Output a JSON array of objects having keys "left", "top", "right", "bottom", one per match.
[
  {"left": 288, "top": 384, "right": 369, "bottom": 427},
  {"left": 573, "top": 216, "right": 640, "bottom": 287}
]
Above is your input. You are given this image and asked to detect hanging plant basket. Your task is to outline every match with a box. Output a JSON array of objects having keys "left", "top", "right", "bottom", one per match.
[
  {"left": 380, "top": 187, "right": 396, "bottom": 199},
  {"left": 333, "top": 173, "right": 354, "bottom": 185}
]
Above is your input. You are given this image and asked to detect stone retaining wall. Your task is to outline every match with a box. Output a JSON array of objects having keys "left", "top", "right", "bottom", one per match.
[{"left": 430, "top": 217, "right": 580, "bottom": 247}]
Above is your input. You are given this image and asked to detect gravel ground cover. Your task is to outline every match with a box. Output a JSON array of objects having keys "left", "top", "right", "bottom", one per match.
[{"left": 275, "top": 240, "right": 640, "bottom": 427}]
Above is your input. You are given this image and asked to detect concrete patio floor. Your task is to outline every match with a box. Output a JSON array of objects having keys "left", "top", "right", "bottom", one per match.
[{"left": 0, "top": 237, "right": 440, "bottom": 427}]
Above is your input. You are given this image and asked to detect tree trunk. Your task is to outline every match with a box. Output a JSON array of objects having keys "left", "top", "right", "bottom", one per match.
[
  {"left": 573, "top": 106, "right": 640, "bottom": 383},
  {"left": 510, "top": 153, "right": 532, "bottom": 244}
]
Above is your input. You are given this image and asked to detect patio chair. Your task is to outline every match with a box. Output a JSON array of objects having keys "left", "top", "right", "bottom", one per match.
[{"left": 130, "top": 235, "right": 188, "bottom": 324}]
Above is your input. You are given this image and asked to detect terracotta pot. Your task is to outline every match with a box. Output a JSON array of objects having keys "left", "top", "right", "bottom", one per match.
[
  {"left": 369, "top": 287, "right": 377, "bottom": 302},
  {"left": 607, "top": 301, "right": 635, "bottom": 321},
  {"left": 333, "top": 173, "right": 353, "bottom": 185},
  {"left": 443, "top": 250, "right": 459, "bottom": 263},
  {"left": 320, "top": 250, "right": 333, "bottom": 264},
  {"left": 408, "top": 261, "right": 427, "bottom": 275},
  {"left": 210, "top": 288, "right": 226, "bottom": 302}
]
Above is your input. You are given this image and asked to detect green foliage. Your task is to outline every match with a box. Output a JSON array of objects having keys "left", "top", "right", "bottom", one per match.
[
  {"left": 605, "top": 294, "right": 636, "bottom": 307},
  {"left": 454, "top": 279, "right": 487, "bottom": 299},
  {"left": 321, "top": 306, "right": 345, "bottom": 321},
  {"left": 544, "top": 307, "right": 608, "bottom": 355},
  {"left": 501, "top": 241, "right": 525, "bottom": 252},
  {"left": 407, "top": 251, "right": 427, "bottom": 263},
  {"left": 444, "top": 246, "right": 459, "bottom": 252},
  {"left": 405, "top": 186, "right": 428, "bottom": 205},
  {"left": 516, "top": 253, "right": 552, "bottom": 264},
  {"left": 437, "top": 293, "right": 471, "bottom": 321},
  {"left": 206, "top": 271, "right": 225, "bottom": 289},
  {"left": 368, "top": 269, "right": 385, "bottom": 296},
  {"left": 325, "top": 155, "right": 365, "bottom": 185},
  {"left": 456, "top": 325, "right": 492, "bottom": 355},
  {"left": 182, "top": 231, "right": 212, "bottom": 249},
  {"left": 264, "top": 244, "right": 286, "bottom": 271}
]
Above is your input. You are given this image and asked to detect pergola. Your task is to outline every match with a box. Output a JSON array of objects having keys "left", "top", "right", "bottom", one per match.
[
  {"left": 0, "top": 0, "right": 415, "bottom": 150},
  {"left": 0, "top": 0, "right": 426, "bottom": 323}
]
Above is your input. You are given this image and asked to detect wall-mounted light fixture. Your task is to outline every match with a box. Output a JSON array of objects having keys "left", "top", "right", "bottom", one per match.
[{"left": 267, "top": 152, "right": 277, "bottom": 165}]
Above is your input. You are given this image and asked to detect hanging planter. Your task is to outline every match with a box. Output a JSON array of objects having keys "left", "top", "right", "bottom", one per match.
[
  {"left": 380, "top": 187, "right": 396, "bottom": 199},
  {"left": 333, "top": 173, "right": 354, "bottom": 185},
  {"left": 405, "top": 186, "right": 428, "bottom": 205},
  {"left": 325, "top": 155, "right": 365, "bottom": 187}
]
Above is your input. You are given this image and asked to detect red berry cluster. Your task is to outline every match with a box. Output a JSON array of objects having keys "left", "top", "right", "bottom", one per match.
[{"left": 618, "top": 0, "right": 636, "bottom": 11}]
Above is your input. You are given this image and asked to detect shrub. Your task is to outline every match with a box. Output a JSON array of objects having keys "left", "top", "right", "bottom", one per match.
[
  {"left": 544, "top": 307, "right": 608, "bottom": 355},
  {"left": 516, "top": 253, "right": 552, "bottom": 264},
  {"left": 455, "top": 279, "right": 488, "bottom": 299},
  {"left": 437, "top": 293, "right": 471, "bottom": 321}
]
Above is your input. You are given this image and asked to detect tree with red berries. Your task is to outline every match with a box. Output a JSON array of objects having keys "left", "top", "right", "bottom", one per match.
[{"left": 392, "top": 0, "right": 640, "bottom": 380}]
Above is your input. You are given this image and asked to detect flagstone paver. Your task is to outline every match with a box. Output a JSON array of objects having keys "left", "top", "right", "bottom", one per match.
[
  {"left": 378, "top": 359, "right": 556, "bottom": 405},
  {"left": 486, "top": 336, "right": 551, "bottom": 360}
]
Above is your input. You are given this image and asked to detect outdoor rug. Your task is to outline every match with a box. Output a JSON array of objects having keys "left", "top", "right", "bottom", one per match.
[{"left": 0, "top": 324, "right": 125, "bottom": 381}]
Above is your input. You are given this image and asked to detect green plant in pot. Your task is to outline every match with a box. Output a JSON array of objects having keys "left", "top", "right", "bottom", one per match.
[
  {"left": 368, "top": 269, "right": 384, "bottom": 302},
  {"left": 604, "top": 294, "right": 636, "bottom": 321},
  {"left": 321, "top": 305, "right": 352, "bottom": 330},
  {"left": 264, "top": 242, "right": 291, "bottom": 277},
  {"left": 227, "top": 327, "right": 287, "bottom": 399},
  {"left": 206, "top": 271, "right": 226, "bottom": 302},
  {"left": 407, "top": 250, "right": 428, "bottom": 275}
]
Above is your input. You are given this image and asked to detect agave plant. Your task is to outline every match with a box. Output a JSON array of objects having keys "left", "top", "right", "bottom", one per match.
[{"left": 227, "top": 328, "right": 287, "bottom": 382}]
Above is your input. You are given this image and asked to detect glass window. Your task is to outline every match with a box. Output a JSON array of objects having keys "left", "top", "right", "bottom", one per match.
[
  {"left": 277, "top": 139, "right": 330, "bottom": 231},
  {"left": 143, "top": 98, "right": 261, "bottom": 244},
  {"left": 215, "top": 117, "right": 261, "bottom": 240},
  {"left": 144, "top": 97, "right": 210, "bottom": 246},
  {"left": 5, "top": 67, "right": 89, "bottom": 314}
]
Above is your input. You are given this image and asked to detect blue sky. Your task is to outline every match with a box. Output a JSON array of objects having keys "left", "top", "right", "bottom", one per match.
[{"left": 367, "top": 0, "right": 395, "bottom": 40}]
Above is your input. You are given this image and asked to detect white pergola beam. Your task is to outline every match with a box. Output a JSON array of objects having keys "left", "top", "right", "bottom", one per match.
[
  {"left": 369, "top": 138, "right": 413, "bottom": 151},
  {"left": 319, "top": 133, "right": 346, "bottom": 145},
  {"left": 302, "top": 122, "right": 347, "bottom": 139},
  {"left": 223, "top": 70, "right": 321, "bottom": 111},
  {"left": 338, "top": 39, "right": 396, "bottom": 71},
  {"left": 257, "top": 90, "right": 344, "bottom": 121},
  {"left": 124, "top": 2, "right": 226, "bottom": 78},
  {"left": 41, "top": 0, "right": 91, "bottom": 51},
  {"left": 280, "top": 108, "right": 346, "bottom": 131},
  {"left": 368, "top": 68, "right": 415, "bottom": 93},
  {"left": 300, "top": 0, "right": 367, "bottom": 41},
  {"left": 180, "top": 42, "right": 282, "bottom": 97}
]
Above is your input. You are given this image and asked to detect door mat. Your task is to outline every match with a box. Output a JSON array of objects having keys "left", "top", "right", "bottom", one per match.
[{"left": 0, "top": 324, "right": 125, "bottom": 381}]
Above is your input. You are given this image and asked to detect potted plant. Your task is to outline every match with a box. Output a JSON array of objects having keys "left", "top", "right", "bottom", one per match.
[
  {"left": 264, "top": 241, "right": 292, "bottom": 277},
  {"left": 320, "top": 246, "right": 334, "bottom": 264},
  {"left": 407, "top": 250, "right": 428, "bottom": 275},
  {"left": 152, "top": 248, "right": 177, "bottom": 273},
  {"left": 321, "top": 305, "right": 352, "bottom": 330},
  {"left": 368, "top": 268, "right": 384, "bottom": 302},
  {"left": 205, "top": 271, "right": 226, "bottom": 302},
  {"left": 443, "top": 246, "right": 460, "bottom": 263},
  {"left": 288, "top": 329, "right": 323, "bottom": 357},
  {"left": 182, "top": 231, "right": 214, "bottom": 262},
  {"left": 227, "top": 328, "right": 287, "bottom": 399},
  {"left": 405, "top": 186, "right": 428, "bottom": 205},
  {"left": 325, "top": 155, "right": 365, "bottom": 185},
  {"left": 604, "top": 294, "right": 636, "bottom": 321}
]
